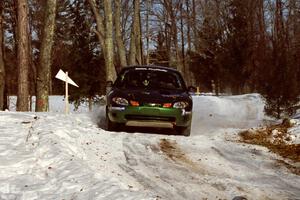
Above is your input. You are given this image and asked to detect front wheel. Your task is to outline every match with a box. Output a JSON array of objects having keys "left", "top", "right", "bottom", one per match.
[
  {"left": 175, "top": 125, "right": 191, "bottom": 137},
  {"left": 106, "top": 107, "right": 119, "bottom": 132},
  {"left": 106, "top": 116, "right": 118, "bottom": 131}
]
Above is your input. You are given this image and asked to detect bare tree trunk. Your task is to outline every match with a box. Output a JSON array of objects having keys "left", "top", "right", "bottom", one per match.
[
  {"left": 129, "top": 0, "right": 141, "bottom": 65},
  {"left": 129, "top": 0, "right": 142, "bottom": 65},
  {"left": 129, "top": 27, "right": 137, "bottom": 65},
  {"left": 88, "top": 97, "right": 93, "bottom": 112},
  {"left": 180, "top": 3, "right": 185, "bottom": 64},
  {"left": 28, "top": 4, "right": 37, "bottom": 111},
  {"left": 114, "top": 0, "right": 127, "bottom": 68},
  {"left": 36, "top": 0, "right": 57, "bottom": 112},
  {"left": 186, "top": 0, "right": 191, "bottom": 52},
  {"left": 7, "top": 1, "right": 18, "bottom": 102},
  {"left": 88, "top": 0, "right": 105, "bottom": 49},
  {"left": 103, "top": 0, "right": 116, "bottom": 82},
  {"left": 166, "top": 0, "right": 183, "bottom": 73},
  {"left": 88, "top": 0, "right": 116, "bottom": 83},
  {"left": 185, "top": 0, "right": 193, "bottom": 86},
  {"left": 0, "top": 3, "right": 5, "bottom": 110},
  {"left": 180, "top": 2, "right": 188, "bottom": 83},
  {"left": 255, "top": 0, "right": 266, "bottom": 91},
  {"left": 145, "top": 0, "right": 150, "bottom": 65},
  {"left": 135, "top": 0, "right": 142, "bottom": 65},
  {"left": 16, "top": 0, "right": 30, "bottom": 111},
  {"left": 191, "top": 0, "right": 198, "bottom": 51}
]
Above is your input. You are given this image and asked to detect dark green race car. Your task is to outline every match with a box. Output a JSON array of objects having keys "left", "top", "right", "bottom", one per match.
[{"left": 106, "top": 65, "right": 193, "bottom": 136}]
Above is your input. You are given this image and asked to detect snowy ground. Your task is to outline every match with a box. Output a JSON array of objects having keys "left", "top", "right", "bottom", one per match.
[
  {"left": 7, "top": 96, "right": 94, "bottom": 113},
  {"left": 0, "top": 94, "right": 299, "bottom": 200}
]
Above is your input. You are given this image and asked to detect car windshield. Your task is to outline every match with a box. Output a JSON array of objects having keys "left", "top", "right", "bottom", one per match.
[{"left": 115, "top": 68, "right": 185, "bottom": 91}]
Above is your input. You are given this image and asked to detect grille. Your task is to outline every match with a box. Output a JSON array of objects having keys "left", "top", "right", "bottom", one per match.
[
  {"left": 125, "top": 115, "right": 175, "bottom": 122},
  {"left": 143, "top": 103, "right": 162, "bottom": 107}
]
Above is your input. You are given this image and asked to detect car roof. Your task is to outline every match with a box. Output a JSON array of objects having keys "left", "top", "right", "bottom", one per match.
[{"left": 120, "top": 65, "right": 180, "bottom": 73}]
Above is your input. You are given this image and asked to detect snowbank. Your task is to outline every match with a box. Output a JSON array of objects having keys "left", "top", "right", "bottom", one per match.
[
  {"left": 7, "top": 96, "right": 96, "bottom": 113},
  {"left": 192, "top": 94, "right": 266, "bottom": 134}
]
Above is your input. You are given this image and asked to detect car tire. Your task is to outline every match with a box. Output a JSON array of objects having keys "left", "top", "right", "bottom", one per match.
[
  {"left": 175, "top": 125, "right": 191, "bottom": 137},
  {"left": 106, "top": 116, "right": 118, "bottom": 131},
  {"left": 105, "top": 107, "right": 119, "bottom": 132}
]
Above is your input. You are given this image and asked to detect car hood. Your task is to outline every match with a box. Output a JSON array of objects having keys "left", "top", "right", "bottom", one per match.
[{"left": 109, "top": 88, "right": 191, "bottom": 105}]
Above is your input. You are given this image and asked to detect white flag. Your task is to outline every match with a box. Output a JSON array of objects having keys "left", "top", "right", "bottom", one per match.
[{"left": 55, "top": 69, "right": 79, "bottom": 87}]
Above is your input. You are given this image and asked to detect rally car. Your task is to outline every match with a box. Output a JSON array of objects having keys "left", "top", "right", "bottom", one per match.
[{"left": 105, "top": 65, "right": 193, "bottom": 136}]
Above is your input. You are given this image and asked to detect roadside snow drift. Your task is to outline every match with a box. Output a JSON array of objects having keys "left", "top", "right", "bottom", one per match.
[
  {"left": 0, "top": 94, "right": 299, "bottom": 200},
  {"left": 192, "top": 94, "right": 265, "bottom": 134}
]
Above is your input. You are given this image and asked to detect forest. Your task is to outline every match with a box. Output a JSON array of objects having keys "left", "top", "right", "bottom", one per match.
[{"left": 0, "top": 0, "right": 299, "bottom": 118}]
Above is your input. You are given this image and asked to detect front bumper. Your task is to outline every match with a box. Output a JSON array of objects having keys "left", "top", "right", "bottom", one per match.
[{"left": 107, "top": 106, "right": 192, "bottom": 128}]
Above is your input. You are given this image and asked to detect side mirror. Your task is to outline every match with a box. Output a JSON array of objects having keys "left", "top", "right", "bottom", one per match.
[
  {"left": 106, "top": 81, "right": 113, "bottom": 94},
  {"left": 187, "top": 86, "right": 196, "bottom": 93}
]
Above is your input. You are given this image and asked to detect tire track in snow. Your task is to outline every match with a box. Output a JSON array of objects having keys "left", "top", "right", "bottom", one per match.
[
  {"left": 120, "top": 136, "right": 223, "bottom": 200},
  {"left": 120, "top": 137, "right": 179, "bottom": 200},
  {"left": 210, "top": 145, "right": 300, "bottom": 198},
  {"left": 159, "top": 138, "right": 208, "bottom": 175}
]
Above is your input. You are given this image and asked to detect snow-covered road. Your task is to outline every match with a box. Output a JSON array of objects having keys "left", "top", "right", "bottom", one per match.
[{"left": 0, "top": 94, "right": 299, "bottom": 200}]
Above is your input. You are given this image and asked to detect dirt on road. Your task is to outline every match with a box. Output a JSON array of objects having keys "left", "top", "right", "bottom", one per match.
[{"left": 239, "top": 122, "right": 300, "bottom": 175}]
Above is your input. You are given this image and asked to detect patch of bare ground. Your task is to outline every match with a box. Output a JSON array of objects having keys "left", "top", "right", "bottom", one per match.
[
  {"left": 159, "top": 139, "right": 200, "bottom": 171},
  {"left": 239, "top": 121, "right": 300, "bottom": 175}
]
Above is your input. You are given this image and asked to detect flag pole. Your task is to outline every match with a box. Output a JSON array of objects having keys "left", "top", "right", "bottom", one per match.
[{"left": 65, "top": 72, "right": 69, "bottom": 114}]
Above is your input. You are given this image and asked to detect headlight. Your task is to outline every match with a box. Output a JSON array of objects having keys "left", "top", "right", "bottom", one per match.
[
  {"left": 173, "top": 101, "right": 188, "bottom": 109},
  {"left": 112, "top": 97, "right": 129, "bottom": 106}
]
